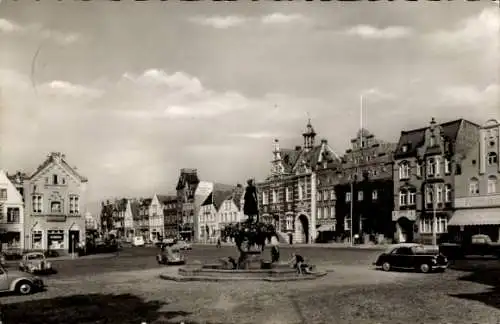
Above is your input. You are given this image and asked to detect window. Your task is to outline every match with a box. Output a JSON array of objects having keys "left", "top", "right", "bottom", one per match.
[
  {"left": 372, "top": 190, "right": 378, "bottom": 200},
  {"left": 416, "top": 162, "right": 422, "bottom": 177},
  {"left": 298, "top": 184, "right": 304, "bottom": 201},
  {"left": 272, "top": 190, "right": 277, "bottom": 203},
  {"left": 324, "top": 206, "right": 329, "bottom": 218},
  {"left": 70, "top": 195, "right": 80, "bottom": 214},
  {"left": 430, "top": 136, "right": 436, "bottom": 147},
  {"left": 444, "top": 158, "right": 451, "bottom": 174},
  {"left": 286, "top": 215, "right": 293, "bottom": 230},
  {"left": 323, "top": 190, "right": 328, "bottom": 201},
  {"left": 285, "top": 187, "right": 291, "bottom": 202},
  {"left": 344, "top": 216, "right": 351, "bottom": 230},
  {"left": 317, "top": 208, "right": 322, "bottom": 219},
  {"left": 0, "top": 188, "right": 6, "bottom": 200},
  {"left": 32, "top": 195, "right": 43, "bottom": 213},
  {"left": 317, "top": 191, "right": 322, "bottom": 202},
  {"left": 262, "top": 192, "right": 268, "bottom": 205},
  {"left": 409, "top": 191, "right": 416, "bottom": 205},
  {"left": 419, "top": 217, "right": 432, "bottom": 233},
  {"left": 53, "top": 174, "right": 58, "bottom": 185},
  {"left": 330, "top": 206, "right": 335, "bottom": 219},
  {"left": 358, "top": 191, "right": 363, "bottom": 201},
  {"left": 488, "top": 176, "right": 497, "bottom": 194},
  {"left": 427, "top": 158, "right": 436, "bottom": 176},
  {"left": 436, "top": 185, "right": 443, "bottom": 203},
  {"left": 425, "top": 186, "right": 434, "bottom": 204},
  {"left": 51, "top": 201, "right": 62, "bottom": 213},
  {"left": 399, "top": 162, "right": 410, "bottom": 179},
  {"left": 345, "top": 192, "right": 351, "bottom": 202},
  {"left": 437, "top": 217, "right": 447, "bottom": 233},
  {"left": 401, "top": 145, "right": 408, "bottom": 153},
  {"left": 435, "top": 157, "right": 441, "bottom": 176},
  {"left": 469, "top": 178, "right": 479, "bottom": 195},
  {"left": 6, "top": 208, "right": 20, "bottom": 223},
  {"left": 330, "top": 190, "right": 336, "bottom": 200},
  {"left": 399, "top": 190, "right": 408, "bottom": 206},
  {"left": 445, "top": 184, "right": 452, "bottom": 202},
  {"left": 488, "top": 152, "right": 498, "bottom": 165}
]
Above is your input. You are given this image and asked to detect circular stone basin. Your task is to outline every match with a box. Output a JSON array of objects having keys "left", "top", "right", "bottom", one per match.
[{"left": 160, "top": 261, "right": 327, "bottom": 282}]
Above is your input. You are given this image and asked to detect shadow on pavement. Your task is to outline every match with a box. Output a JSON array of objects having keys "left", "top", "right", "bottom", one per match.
[
  {"left": 3, "top": 293, "right": 193, "bottom": 324},
  {"left": 450, "top": 268, "right": 500, "bottom": 310}
]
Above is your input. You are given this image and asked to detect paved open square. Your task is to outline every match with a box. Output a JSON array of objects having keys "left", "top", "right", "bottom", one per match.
[{"left": 1, "top": 246, "right": 499, "bottom": 324}]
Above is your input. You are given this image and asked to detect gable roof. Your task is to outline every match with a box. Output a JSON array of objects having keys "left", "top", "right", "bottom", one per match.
[
  {"left": 214, "top": 189, "right": 235, "bottom": 211},
  {"left": 394, "top": 119, "right": 465, "bottom": 159},
  {"left": 29, "top": 152, "right": 88, "bottom": 182},
  {"left": 176, "top": 169, "right": 200, "bottom": 190},
  {"left": 156, "top": 194, "right": 176, "bottom": 205}
]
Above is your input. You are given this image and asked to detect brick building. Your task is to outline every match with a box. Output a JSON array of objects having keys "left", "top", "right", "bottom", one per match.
[
  {"left": 257, "top": 120, "right": 342, "bottom": 244},
  {"left": 451, "top": 119, "right": 500, "bottom": 241},
  {"left": 334, "top": 129, "right": 396, "bottom": 243},
  {"left": 162, "top": 196, "right": 178, "bottom": 239},
  {"left": 392, "top": 118, "right": 480, "bottom": 244},
  {"left": 176, "top": 169, "right": 200, "bottom": 241}
]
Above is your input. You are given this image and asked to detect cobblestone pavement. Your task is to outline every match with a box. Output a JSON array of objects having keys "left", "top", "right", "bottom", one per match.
[{"left": 2, "top": 263, "right": 500, "bottom": 324}]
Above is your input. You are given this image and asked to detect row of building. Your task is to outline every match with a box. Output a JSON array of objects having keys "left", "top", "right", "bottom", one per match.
[
  {"left": 101, "top": 117, "right": 500, "bottom": 246},
  {"left": 0, "top": 152, "right": 88, "bottom": 252}
]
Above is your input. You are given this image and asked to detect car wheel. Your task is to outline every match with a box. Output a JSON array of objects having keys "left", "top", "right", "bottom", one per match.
[
  {"left": 16, "top": 281, "right": 33, "bottom": 295},
  {"left": 382, "top": 262, "right": 391, "bottom": 272},
  {"left": 419, "top": 263, "right": 431, "bottom": 273}
]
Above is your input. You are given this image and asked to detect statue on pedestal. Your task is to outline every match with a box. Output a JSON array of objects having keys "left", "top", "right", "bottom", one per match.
[{"left": 243, "top": 179, "right": 259, "bottom": 223}]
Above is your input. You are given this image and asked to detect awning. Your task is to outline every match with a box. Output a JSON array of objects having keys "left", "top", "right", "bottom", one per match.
[
  {"left": 317, "top": 224, "right": 335, "bottom": 232},
  {"left": 449, "top": 208, "right": 500, "bottom": 226}
]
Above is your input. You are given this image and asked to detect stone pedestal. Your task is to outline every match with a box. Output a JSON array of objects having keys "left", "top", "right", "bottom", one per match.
[{"left": 241, "top": 251, "right": 263, "bottom": 270}]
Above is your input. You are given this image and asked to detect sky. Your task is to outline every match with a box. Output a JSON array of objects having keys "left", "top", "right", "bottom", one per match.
[{"left": 0, "top": 1, "right": 499, "bottom": 215}]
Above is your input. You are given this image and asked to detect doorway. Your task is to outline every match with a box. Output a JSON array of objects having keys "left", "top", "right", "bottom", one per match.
[{"left": 68, "top": 230, "right": 80, "bottom": 254}]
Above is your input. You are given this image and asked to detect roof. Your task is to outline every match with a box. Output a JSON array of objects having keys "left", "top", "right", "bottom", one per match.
[
  {"left": 29, "top": 152, "right": 88, "bottom": 182},
  {"left": 157, "top": 194, "right": 176, "bottom": 204},
  {"left": 176, "top": 169, "right": 200, "bottom": 190},
  {"left": 141, "top": 198, "right": 152, "bottom": 207},
  {"left": 214, "top": 189, "right": 235, "bottom": 211},
  {"left": 394, "top": 119, "right": 464, "bottom": 159}
]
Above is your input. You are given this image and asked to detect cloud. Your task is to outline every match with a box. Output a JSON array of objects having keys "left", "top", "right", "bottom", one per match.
[
  {"left": 438, "top": 83, "right": 499, "bottom": 109},
  {"left": 261, "top": 13, "right": 308, "bottom": 25},
  {"left": 427, "top": 7, "right": 499, "bottom": 52},
  {"left": 344, "top": 25, "right": 413, "bottom": 39},
  {"left": 231, "top": 132, "right": 281, "bottom": 139},
  {"left": 361, "top": 88, "right": 397, "bottom": 101},
  {"left": 38, "top": 80, "right": 103, "bottom": 98},
  {"left": 0, "top": 18, "right": 80, "bottom": 45},
  {"left": 188, "top": 15, "right": 248, "bottom": 29}
]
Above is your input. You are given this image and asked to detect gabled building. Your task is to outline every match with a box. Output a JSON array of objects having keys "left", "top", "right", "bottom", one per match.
[
  {"left": 0, "top": 170, "right": 25, "bottom": 249},
  {"left": 392, "top": 118, "right": 480, "bottom": 244},
  {"left": 257, "top": 119, "right": 342, "bottom": 244},
  {"left": 176, "top": 169, "right": 200, "bottom": 241},
  {"left": 335, "top": 129, "right": 396, "bottom": 244},
  {"left": 123, "top": 199, "right": 134, "bottom": 240},
  {"left": 23, "top": 152, "right": 88, "bottom": 253},
  {"left": 135, "top": 198, "right": 151, "bottom": 240},
  {"left": 149, "top": 194, "right": 175, "bottom": 241},
  {"left": 451, "top": 119, "right": 500, "bottom": 241},
  {"left": 112, "top": 198, "right": 127, "bottom": 237}
]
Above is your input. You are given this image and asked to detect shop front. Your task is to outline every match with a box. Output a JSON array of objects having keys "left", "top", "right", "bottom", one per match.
[
  {"left": 448, "top": 208, "right": 500, "bottom": 242},
  {"left": 47, "top": 230, "right": 65, "bottom": 250}
]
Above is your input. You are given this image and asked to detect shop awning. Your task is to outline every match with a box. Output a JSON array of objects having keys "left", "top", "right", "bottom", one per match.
[
  {"left": 449, "top": 209, "right": 500, "bottom": 226},
  {"left": 317, "top": 224, "right": 335, "bottom": 232}
]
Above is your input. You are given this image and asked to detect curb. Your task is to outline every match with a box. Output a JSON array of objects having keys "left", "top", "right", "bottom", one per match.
[{"left": 159, "top": 271, "right": 327, "bottom": 282}]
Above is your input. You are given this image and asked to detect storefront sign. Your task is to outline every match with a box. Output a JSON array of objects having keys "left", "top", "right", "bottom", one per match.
[
  {"left": 455, "top": 195, "right": 500, "bottom": 208},
  {"left": 47, "top": 215, "right": 66, "bottom": 222}
]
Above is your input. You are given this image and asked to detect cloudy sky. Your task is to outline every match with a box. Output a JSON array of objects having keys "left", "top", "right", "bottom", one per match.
[{"left": 0, "top": 1, "right": 498, "bottom": 213}]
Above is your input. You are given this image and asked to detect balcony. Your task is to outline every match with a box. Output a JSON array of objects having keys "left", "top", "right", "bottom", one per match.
[{"left": 392, "top": 210, "right": 417, "bottom": 221}]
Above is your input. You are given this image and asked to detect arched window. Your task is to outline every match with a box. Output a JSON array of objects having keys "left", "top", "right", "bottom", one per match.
[
  {"left": 488, "top": 152, "right": 498, "bottom": 165},
  {"left": 399, "top": 161, "right": 410, "bottom": 179},
  {"left": 488, "top": 175, "right": 497, "bottom": 194},
  {"left": 399, "top": 190, "right": 408, "bottom": 206},
  {"left": 469, "top": 178, "right": 479, "bottom": 195},
  {"left": 445, "top": 184, "right": 452, "bottom": 202},
  {"left": 427, "top": 158, "right": 436, "bottom": 176}
]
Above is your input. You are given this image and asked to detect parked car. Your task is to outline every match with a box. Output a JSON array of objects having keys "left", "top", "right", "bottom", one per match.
[
  {"left": 439, "top": 234, "right": 500, "bottom": 260},
  {"left": 373, "top": 243, "right": 448, "bottom": 273},
  {"left": 132, "top": 236, "right": 145, "bottom": 247},
  {"left": 18, "top": 252, "right": 54, "bottom": 274},
  {"left": 0, "top": 263, "right": 45, "bottom": 295},
  {"left": 156, "top": 247, "right": 185, "bottom": 265},
  {"left": 172, "top": 240, "right": 192, "bottom": 251},
  {"left": 0, "top": 253, "right": 6, "bottom": 267}
]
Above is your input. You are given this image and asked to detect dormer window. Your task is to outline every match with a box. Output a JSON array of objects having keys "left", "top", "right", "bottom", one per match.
[
  {"left": 53, "top": 174, "right": 58, "bottom": 185},
  {"left": 401, "top": 145, "right": 408, "bottom": 153},
  {"left": 430, "top": 136, "right": 436, "bottom": 147},
  {"left": 488, "top": 152, "right": 498, "bottom": 165}
]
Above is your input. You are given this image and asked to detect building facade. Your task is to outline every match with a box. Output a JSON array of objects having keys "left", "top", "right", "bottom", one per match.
[
  {"left": 149, "top": 194, "right": 168, "bottom": 241},
  {"left": 135, "top": 199, "right": 151, "bottom": 240},
  {"left": 335, "top": 129, "right": 396, "bottom": 243},
  {"left": 176, "top": 169, "right": 200, "bottom": 241},
  {"left": 23, "top": 152, "right": 87, "bottom": 253},
  {"left": 451, "top": 119, "right": 500, "bottom": 241},
  {"left": 0, "top": 170, "right": 25, "bottom": 249},
  {"left": 123, "top": 199, "right": 134, "bottom": 239},
  {"left": 163, "top": 196, "right": 178, "bottom": 238},
  {"left": 257, "top": 120, "right": 342, "bottom": 244},
  {"left": 392, "top": 118, "right": 480, "bottom": 244}
]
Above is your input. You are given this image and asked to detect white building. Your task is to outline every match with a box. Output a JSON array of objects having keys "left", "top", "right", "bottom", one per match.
[
  {"left": 148, "top": 194, "right": 174, "bottom": 241},
  {"left": 0, "top": 170, "right": 25, "bottom": 249},
  {"left": 84, "top": 211, "right": 98, "bottom": 230}
]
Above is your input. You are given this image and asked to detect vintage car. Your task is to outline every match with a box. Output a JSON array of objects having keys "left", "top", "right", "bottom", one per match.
[
  {"left": 439, "top": 234, "right": 500, "bottom": 260},
  {"left": 156, "top": 248, "right": 186, "bottom": 265},
  {"left": 0, "top": 253, "right": 5, "bottom": 267},
  {"left": 0, "top": 264, "right": 44, "bottom": 295},
  {"left": 373, "top": 243, "right": 448, "bottom": 273},
  {"left": 18, "top": 252, "right": 54, "bottom": 274},
  {"left": 172, "top": 240, "right": 192, "bottom": 251}
]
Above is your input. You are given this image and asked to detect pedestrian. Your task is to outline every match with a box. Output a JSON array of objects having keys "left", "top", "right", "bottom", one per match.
[
  {"left": 270, "top": 235, "right": 280, "bottom": 263},
  {"left": 288, "top": 252, "right": 306, "bottom": 274},
  {"left": 216, "top": 238, "right": 221, "bottom": 248}
]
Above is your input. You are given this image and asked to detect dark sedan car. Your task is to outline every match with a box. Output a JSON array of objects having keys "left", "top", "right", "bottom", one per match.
[{"left": 373, "top": 243, "right": 448, "bottom": 273}]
